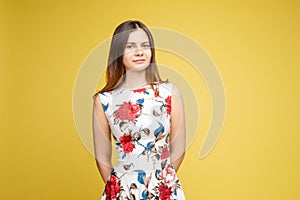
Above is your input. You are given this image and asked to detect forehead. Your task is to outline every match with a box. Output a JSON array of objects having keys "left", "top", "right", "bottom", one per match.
[{"left": 127, "top": 28, "right": 149, "bottom": 43}]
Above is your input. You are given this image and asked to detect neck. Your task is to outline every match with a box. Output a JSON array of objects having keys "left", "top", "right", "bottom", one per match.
[{"left": 121, "top": 70, "right": 148, "bottom": 88}]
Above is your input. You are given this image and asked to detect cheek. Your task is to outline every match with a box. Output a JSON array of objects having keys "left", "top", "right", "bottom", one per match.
[
  {"left": 122, "top": 54, "right": 134, "bottom": 70},
  {"left": 145, "top": 50, "right": 152, "bottom": 59},
  {"left": 122, "top": 53, "right": 131, "bottom": 64}
]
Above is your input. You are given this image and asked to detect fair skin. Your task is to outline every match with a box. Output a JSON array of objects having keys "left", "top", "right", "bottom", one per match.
[
  {"left": 93, "top": 90, "right": 113, "bottom": 181},
  {"left": 121, "top": 28, "right": 151, "bottom": 88},
  {"left": 94, "top": 28, "right": 185, "bottom": 182}
]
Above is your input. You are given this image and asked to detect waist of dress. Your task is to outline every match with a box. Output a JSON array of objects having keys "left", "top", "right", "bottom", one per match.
[{"left": 114, "top": 157, "right": 171, "bottom": 173}]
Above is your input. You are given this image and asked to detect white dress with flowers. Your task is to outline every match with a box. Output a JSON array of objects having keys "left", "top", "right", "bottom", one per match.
[{"left": 97, "top": 82, "right": 186, "bottom": 200}]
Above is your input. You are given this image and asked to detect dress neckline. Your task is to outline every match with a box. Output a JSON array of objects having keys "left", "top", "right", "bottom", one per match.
[
  {"left": 116, "top": 82, "right": 164, "bottom": 91},
  {"left": 117, "top": 84, "right": 151, "bottom": 90}
]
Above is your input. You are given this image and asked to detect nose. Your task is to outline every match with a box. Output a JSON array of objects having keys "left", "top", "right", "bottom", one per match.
[{"left": 135, "top": 48, "right": 143, "bottom": 56}]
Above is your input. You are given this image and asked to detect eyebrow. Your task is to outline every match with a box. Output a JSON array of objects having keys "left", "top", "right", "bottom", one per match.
[{"left": 126, "top": 41, "right": 150, "bottom": 44}]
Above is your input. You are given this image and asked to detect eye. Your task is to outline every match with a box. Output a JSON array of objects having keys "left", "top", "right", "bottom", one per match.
[
  {"left": 143, "top": 44, "right": 150, "bottom": 48},
  {"left": 126, "top": 45, "right": 133, "bottom": 49}
]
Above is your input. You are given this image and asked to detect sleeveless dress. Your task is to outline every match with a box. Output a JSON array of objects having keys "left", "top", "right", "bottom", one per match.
[{"left": 98, "top": 82, "right": 186, "bottom": 200}]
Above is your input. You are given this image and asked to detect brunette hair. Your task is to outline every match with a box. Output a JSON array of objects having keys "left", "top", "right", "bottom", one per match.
[{"left": 93, "top": 20, "right": 167, "bottom": 98}]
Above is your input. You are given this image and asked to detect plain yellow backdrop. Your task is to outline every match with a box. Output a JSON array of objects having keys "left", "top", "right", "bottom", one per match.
[{"left": 1, "top": 0, "right": 300, "bottom": 199}]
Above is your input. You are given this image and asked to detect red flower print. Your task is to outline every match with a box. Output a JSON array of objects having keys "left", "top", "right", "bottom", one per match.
[
  {"left": 160, "top": 146, "right": 169, "bottom": 160},
  {"left": 105, "top": 175, "right": 120, "bottom": 200},
  {"left": 162, "top": 165, "right": 176, "bottom": 186},
  {"left": 154, "top": 90, "right": 160, "bottom": 97},
  {"left": 158, "top": 184, "right": 171, "bottom": 200},
  {"left": 133, "top": 88, "right": 146, "bottom": 93},
  {"left": 120, "top": 134, "right": 135, "bottom": 153},
  {"left": 165, "top": 96, "right": 171, "bottom": 114},
  {"left": 115, "top": 102, "right": 140, "bottom": 121}
]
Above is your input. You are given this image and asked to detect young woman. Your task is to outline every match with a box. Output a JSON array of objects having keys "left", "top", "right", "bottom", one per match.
[{"left": 92, "top": 20, "right": 186, "bottom": 200}]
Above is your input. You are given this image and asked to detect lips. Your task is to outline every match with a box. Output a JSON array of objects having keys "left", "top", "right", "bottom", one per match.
[
  {"left": 133, "top": 59, "right": 146, "bottom": 64},
  {"left": 133, "top": 59, "right": 145, "bottom": 62}
]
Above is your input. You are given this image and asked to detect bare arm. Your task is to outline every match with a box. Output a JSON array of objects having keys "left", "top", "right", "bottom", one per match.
[
  {"left": 92, "top": 94, "right": 113, "bottom": 182},
  {"left": 169, "top": 84, "right": 186, "bottom": 172}
]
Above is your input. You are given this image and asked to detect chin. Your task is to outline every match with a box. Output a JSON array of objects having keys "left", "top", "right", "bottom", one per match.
[{"left": 127, "top": 64, "right": 150, "bottom": 72}]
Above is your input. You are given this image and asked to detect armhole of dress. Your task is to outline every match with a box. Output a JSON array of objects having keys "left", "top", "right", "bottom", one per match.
[
  {"left": 165, "top": 82, "right": 174, "bottom": 98},
  {"left": 169, "top": 82, "right": 174, "bottom": 95},
  {"left": 98, "top": 92, "right": 111, "bottom": 117}
]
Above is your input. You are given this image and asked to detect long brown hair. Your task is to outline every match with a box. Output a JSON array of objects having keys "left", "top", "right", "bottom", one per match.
[{"left": 93, "top": 20, "right": 167, "bottom": 98}]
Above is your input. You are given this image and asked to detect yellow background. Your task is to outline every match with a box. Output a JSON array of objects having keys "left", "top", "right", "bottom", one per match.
[{"left": 1, "top": 0, "right": 300, "bottom": 199}]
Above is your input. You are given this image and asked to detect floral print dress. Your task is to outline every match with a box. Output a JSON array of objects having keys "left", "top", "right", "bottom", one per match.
[{"left": 98, "top": 82, "right": 186, "bottom": 200}]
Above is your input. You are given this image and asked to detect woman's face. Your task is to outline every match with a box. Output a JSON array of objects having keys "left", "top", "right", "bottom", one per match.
[{"left": 122, "top": 28, "right": 152, "bottom": 72}]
